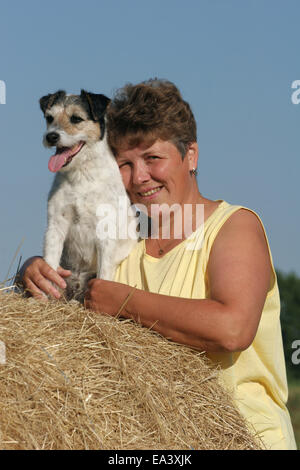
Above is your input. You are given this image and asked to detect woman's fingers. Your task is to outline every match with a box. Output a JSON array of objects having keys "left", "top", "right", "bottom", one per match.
[
  {"left": 57, "top": 266, "right": 72, "bottom": 277},
  {"left": 18, "top": 257, "right": 73, "bottom": 300},
  {"left": 22, "top": 259, "right": 70, "bottom": 299},
  {"left": 24, "top": 270, "right": 60, "bottom": 299},
  {"left": 24, "top": 277, "right": 49, "bottom": 301},
  {"left": 40, "top": 263, "right": 67, "bottom": 290}
]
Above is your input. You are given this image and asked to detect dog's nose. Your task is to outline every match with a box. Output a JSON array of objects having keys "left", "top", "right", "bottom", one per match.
[{"left": 46, "top": 132, "right": 60, "bottom": 145}]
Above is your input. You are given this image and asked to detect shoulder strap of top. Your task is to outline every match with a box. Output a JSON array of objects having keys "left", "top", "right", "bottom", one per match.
[{"left": 202, "top": 200, "right": 277, "bottom": 294}]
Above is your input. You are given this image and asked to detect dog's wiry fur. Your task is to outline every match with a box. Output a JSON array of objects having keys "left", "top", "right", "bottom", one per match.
[{"left": 40, "top": 90, "right": 138, "bottom": 301}]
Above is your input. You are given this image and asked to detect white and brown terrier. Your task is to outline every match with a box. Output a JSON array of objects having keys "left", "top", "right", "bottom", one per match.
[{"left": 40, "top": 90, "right": 138, "bottom": 301}]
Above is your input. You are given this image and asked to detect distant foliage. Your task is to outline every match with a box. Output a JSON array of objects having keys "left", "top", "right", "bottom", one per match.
[{"left": 276, "top": 270, "right": 300, "bottom": 379}]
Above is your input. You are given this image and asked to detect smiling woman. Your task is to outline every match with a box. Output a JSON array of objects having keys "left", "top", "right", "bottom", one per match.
[
  {"left": 18, "top": 78, "right": 297, "bottom": 450},
  {"left": 116, "top": 140, "right": 198, "bottom": 214}
]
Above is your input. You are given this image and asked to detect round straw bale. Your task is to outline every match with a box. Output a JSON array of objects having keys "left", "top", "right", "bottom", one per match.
[{"left": 0, "top": 291, "right": 263, "bottom": 450}]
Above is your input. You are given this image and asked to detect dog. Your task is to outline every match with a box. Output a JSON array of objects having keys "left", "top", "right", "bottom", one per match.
[{"left": 39, "top": 90, "right": 138, "bottom": 301}]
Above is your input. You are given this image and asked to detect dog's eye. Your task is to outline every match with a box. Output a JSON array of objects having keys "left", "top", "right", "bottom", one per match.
[
  {"left": 46, "top": 115, "right": 54, "bottom": 124},
  {"left": 70, "top": 115, "right": 84, "bottom": 124}
]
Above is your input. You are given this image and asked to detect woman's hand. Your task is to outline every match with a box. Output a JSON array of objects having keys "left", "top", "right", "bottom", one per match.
[
  {"left": 83, "top": 209, "right": 272, "bottom": 353},
  {"left": 17, "top": 256, "right": 71, "bottom": 300},
  {"left": 84, "top": 278, "right": 132, "bottom": 317}
]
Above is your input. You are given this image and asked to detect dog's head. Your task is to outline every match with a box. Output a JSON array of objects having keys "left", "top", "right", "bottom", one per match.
[{"left": 40, "top": 90, "right": 110, "bottom": 173}]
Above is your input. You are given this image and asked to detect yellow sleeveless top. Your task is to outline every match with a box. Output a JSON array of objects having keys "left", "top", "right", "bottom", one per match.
[{"left": 114, "top": 200, "right": 297, "bottom": 450}]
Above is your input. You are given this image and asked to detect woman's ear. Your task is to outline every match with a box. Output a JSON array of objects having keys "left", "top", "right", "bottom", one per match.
[{"left": 187, "top": 142, "right": 199, "bottom": 172}]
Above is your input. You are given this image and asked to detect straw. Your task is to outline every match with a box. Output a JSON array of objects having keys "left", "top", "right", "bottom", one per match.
[{"left": 0, "top": 291, "right": 263, "bottom": 450}]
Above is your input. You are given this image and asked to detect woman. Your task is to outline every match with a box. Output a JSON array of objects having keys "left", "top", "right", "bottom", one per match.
[{"left": 19, "top": 79, "right": 296, "bottom": 450}]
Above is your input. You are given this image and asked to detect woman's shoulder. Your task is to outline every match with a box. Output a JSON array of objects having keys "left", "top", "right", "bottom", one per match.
[
  {"left": 220, "top": 207, "right": 267, "bottom": 239},
  {"left": 208, "top": 202, "right": 270, "bottom": 269},
  {"left": 203, "top": 200, "right": 269, "bottom": 254},
  {"left": 205, "top": 199, "right": 263, "bottom": 225}
]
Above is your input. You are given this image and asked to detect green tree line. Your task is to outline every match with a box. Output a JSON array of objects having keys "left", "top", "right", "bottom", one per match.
[{"left": 276, "top": 270, "right": 300, "bottom": 380}]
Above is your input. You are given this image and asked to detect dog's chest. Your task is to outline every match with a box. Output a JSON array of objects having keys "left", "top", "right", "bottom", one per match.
[
  {"left": 59, "top": 191, "right": 99, "bottom": 270},
  {"left": 48, "top": 179, "right": 99, "bottom": 246},
  {"left": 63, "top": 190, "right": 100, "bottom": 236}
]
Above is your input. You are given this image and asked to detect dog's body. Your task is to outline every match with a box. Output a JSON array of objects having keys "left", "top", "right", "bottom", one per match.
[{"left": 40, "top": 90, "right": 137, "bottom": 300}]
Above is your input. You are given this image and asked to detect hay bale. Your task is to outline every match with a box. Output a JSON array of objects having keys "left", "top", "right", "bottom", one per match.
[{"left": 0, "top": 291, "right": 262, "bottom": 450}]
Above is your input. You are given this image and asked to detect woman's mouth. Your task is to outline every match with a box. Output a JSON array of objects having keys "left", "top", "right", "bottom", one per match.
[{"left": 138, "top": 186, "right": 163, "bottom": 199}]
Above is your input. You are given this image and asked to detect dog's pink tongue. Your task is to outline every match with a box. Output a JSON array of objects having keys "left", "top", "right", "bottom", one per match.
[{"left": 48, "top": 148, "right": 73, "bottom": 173}]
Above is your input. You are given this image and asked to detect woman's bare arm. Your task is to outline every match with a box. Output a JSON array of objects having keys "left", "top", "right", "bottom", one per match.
[{"left": 85, "top": 209, "right": 271, "bottom": 353}]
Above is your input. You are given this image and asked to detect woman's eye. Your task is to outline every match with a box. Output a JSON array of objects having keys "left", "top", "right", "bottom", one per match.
[
  {"left": 46, "top": 115, "right": 54, "bottom": 124},
  {"left": 70, "top": 115, "right": 84, "bottom": 124},
  {"left": 118, "top": 162, "right": 130, "bottom": 169}
]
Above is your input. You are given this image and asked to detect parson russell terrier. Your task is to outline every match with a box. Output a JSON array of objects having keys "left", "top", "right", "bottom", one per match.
[{"left": 40, "top": 90, "right": 138, "bottom": 301}]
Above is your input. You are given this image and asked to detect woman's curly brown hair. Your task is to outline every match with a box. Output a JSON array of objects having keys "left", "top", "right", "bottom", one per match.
[{"left": 106, "top": 79, "right": 197, "bottom": 159}]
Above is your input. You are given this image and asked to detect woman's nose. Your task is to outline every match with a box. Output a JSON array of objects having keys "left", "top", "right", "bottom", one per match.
[{"left": 132, "top": 161, "right": 150, "bottom": 185}]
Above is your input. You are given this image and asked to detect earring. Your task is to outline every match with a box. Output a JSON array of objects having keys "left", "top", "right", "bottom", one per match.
[{"left": 190, "top": 167, "right": 197, "bottom": 176}]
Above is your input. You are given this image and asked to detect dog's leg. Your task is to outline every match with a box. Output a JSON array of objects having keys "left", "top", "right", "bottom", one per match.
[
  {"left": 96, "top": 240, "right": 115, "bottom": 281},
  {"left": 43, "top": 216, "right": 70, "bottom": 271}
]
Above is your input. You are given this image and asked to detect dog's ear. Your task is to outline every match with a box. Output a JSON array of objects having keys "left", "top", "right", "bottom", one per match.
[
  {"left": 80, "top": 90, "right": 110, "bottom": 139},
  {"left": 39, "top": 90, "right": 66, "bottom": 114},
  {"left": 80, "top": 90, "right": 110, "bottom": 121}
]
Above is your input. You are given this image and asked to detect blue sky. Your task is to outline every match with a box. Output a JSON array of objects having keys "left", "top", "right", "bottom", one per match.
[{"left": 1, "top": 0, "right": 300, "bottom": 282}]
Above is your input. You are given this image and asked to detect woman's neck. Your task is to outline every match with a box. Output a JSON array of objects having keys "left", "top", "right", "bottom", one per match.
[{"left": 150, "top": 191, "right": 207, "bottom": 241}]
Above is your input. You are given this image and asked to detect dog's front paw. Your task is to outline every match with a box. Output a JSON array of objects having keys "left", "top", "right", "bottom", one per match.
[{"left": 64, "top": 271, "right": 96, "bottom": 303}]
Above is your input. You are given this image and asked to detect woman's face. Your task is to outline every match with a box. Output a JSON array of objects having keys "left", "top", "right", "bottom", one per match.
[{"left": 115, "top": 139, "right": 198, "bottom": 213}]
